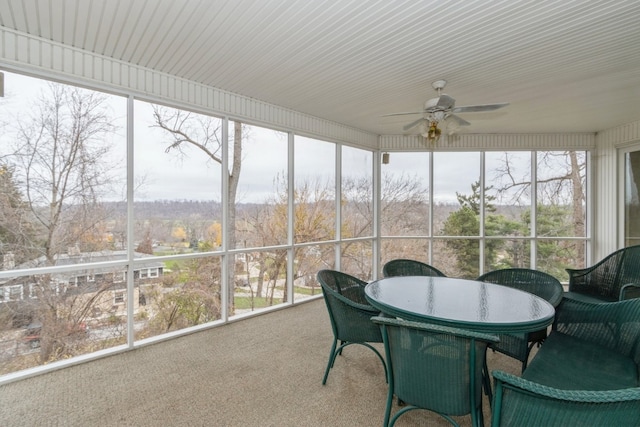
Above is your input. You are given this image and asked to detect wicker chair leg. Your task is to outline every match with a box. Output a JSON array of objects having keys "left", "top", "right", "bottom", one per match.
[
  {"left": 322, "top": 339, "right": 338, "bottom": 385},
  {"left": 482, "top": 357, "right": 493, "bottom": 404}
]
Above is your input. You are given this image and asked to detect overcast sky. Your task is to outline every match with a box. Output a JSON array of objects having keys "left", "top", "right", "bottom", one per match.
[{"left": 0, "top": 71, "right": 532, "bottom": 205}]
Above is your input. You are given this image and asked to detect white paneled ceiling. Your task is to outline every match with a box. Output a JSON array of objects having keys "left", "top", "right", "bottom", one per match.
[{"left": 1, "top": 0, "right": 639, "bottom": 135}]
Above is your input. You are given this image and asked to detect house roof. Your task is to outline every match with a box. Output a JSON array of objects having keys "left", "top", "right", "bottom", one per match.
[
  {"left": 13, "top": 250, "right": 164, "bottom": 277},
  {"left": 1, "top": 0, "right": 639, "bottom": 135}
]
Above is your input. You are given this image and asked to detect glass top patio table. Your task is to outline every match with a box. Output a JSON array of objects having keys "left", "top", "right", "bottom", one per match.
[{"left": 365, "top": 276, "right": 555, "bottom": 334}]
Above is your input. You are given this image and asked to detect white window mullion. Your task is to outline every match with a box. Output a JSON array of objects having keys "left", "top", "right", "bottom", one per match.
[
  {"left": 429, "top": 152, "right": 435, "bottom": 263},
  {"left": 531, "top": 151, "right": 537, "bottom": 269},
  {"left": 287, "top": 131, "right": 295, "bottom": 303},
  {"left": 335, "top": 144, "right": 342, "bottom": 270},
  {"left": 220, "top": 117, "right": 229, "bottom": 321},
  {"left": 373, "top": 149, "right": 382, "bottom": 279},
  {"left": 126, "top": 95, "right": 135, "bottom": 348},
  {"left": 479, "top": 152, "right": 486, "bottom": 275}
]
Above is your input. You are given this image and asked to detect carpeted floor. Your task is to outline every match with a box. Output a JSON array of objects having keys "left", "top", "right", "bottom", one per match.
[{"left": 0, "top": 299, "right": 522, "bottom": 426}]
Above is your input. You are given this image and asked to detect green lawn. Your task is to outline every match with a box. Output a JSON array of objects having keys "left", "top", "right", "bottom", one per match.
[{"left": 234, "top": 286, "right": 320, "bottom": 309}]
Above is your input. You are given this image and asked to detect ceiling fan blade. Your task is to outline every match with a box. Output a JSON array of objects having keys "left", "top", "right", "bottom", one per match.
[
  {"left": 403, "top": 117, "right": 425, "bottom": 132},
  {"left": 436, "top": 94, "right": 456, "bottom": 109},
  {"left": 448, "top": 114, "right": 471, "bottom": 126},
  {"left": 381, "top": 111, "right": 425, "bottom": 117},
  {"left": 453, "top": 102, "right": 509, "bottom": 113}
]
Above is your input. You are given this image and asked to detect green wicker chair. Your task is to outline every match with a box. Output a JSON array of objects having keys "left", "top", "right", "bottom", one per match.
[
  {"left": 491, "top": 297, "right": 640, "bottom": 426},
  {"left": 566, "top": 244, "right": 640, "bottom": 302},
  {"left": 476, "top": 268, "right": 563, "bottom": 372},
  {"left": 491, "top": 371, "right": 640, "bottom": 427},
  {"left": 383, "top": 259, "right": 446, "bottom": 277},
  {"left": 372, "top": 316, "right": 498, "bottom": 427},
  {"left": 317, "top": 269, "right": 387, "bottom": 385}
]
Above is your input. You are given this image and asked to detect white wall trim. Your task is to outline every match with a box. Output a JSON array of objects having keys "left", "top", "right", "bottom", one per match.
[
  {"left": 380, "top": 133, "right": 596, "bottom": 151},
  {"left": 592, "top": 119, "right": 640, "bottom": 259},
  {"left": 597, "top": 120, "right": 640, "bottom": 147}
]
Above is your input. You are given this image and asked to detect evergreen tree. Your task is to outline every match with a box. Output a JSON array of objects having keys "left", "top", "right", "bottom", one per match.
[
  {"left": 0, "top": 163, "right": 38, "bottom": 264},
  {"left": 442, "top": 181, "right": 525, "bottom": 277}
]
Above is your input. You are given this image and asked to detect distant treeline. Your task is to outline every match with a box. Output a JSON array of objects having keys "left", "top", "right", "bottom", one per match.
[
  {"left": 101, "top": 199, "right": 526, "bottom": 223},
  {"left": 102, "top": 200, "right": 263, "bottom": 220}
]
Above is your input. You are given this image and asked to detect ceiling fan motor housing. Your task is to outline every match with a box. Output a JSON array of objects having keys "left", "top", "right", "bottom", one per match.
[{"left": 424, "top": 98, "right": 442, "bottom": 110}]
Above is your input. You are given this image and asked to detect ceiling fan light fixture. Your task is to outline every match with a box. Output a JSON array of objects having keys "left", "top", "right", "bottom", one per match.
[
  {"left": 422, "top": 121, "right": 441, "bottom": 146},
  {"left": 428, "top": 122, "right": 441, "bottom": 143}
]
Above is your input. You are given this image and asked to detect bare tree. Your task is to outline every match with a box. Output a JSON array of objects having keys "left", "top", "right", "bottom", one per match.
[
  {"left": 147, "top": 257, "right": 221, "bottom": 333},
  {"left": 151, "top": 106, "right": 243, "bottom": 312},
  {"left": 239, "top": 203, "right": 280, "bottom": 299},
  {"left": 492, "top": 151, "right": 586, "bottom": 268},
  {"left": 332, "top": 171, "right": 431, "bottom": 278},
  {"left": 13, "top": 83, "right": 116, "bottom": 263},
  {"left": 242, "top": 172, "right": 429, "bottom": 284},
  {"left": 7, "top": 82, "right": 119, "bottom": 362}
]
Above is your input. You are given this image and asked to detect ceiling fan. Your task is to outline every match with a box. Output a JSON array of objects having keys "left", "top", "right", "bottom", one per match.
[{"left": 383, "top": 80, "right": 509, "bottom": 144}]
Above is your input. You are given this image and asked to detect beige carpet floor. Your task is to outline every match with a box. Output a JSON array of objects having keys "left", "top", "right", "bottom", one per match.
[{"left": 0, "top": 299, "right": 522, "bottom": 426}]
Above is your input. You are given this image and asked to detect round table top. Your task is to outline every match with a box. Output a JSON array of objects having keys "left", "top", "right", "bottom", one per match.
[{"left": 365, "top": 276, "right": 555, "bottom": 333}]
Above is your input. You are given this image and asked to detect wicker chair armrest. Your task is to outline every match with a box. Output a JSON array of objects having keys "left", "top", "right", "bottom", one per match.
[
  {"left": 371, "top": 316, "right": 499, "bottom": 344},
  {"left": 492, "top": 370, "right": 640, "bottom": 403},
  {"left": 565, "top": 265, "right": 602, "bottom": 294},
  {"left": 565, "top": 265, "right": 599, "bottom": 280},
  {"left": 565, "top": 246, "right": 640, "bottom": 298},
  {"left": 565, "top": 265, "right": 594, "bottom": 275},
  {"left": 620, "top": 282, "right": 640, "bottom": 300},
  {"left": 323, "top": 285, "right": 379, "bottom": 313}
]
